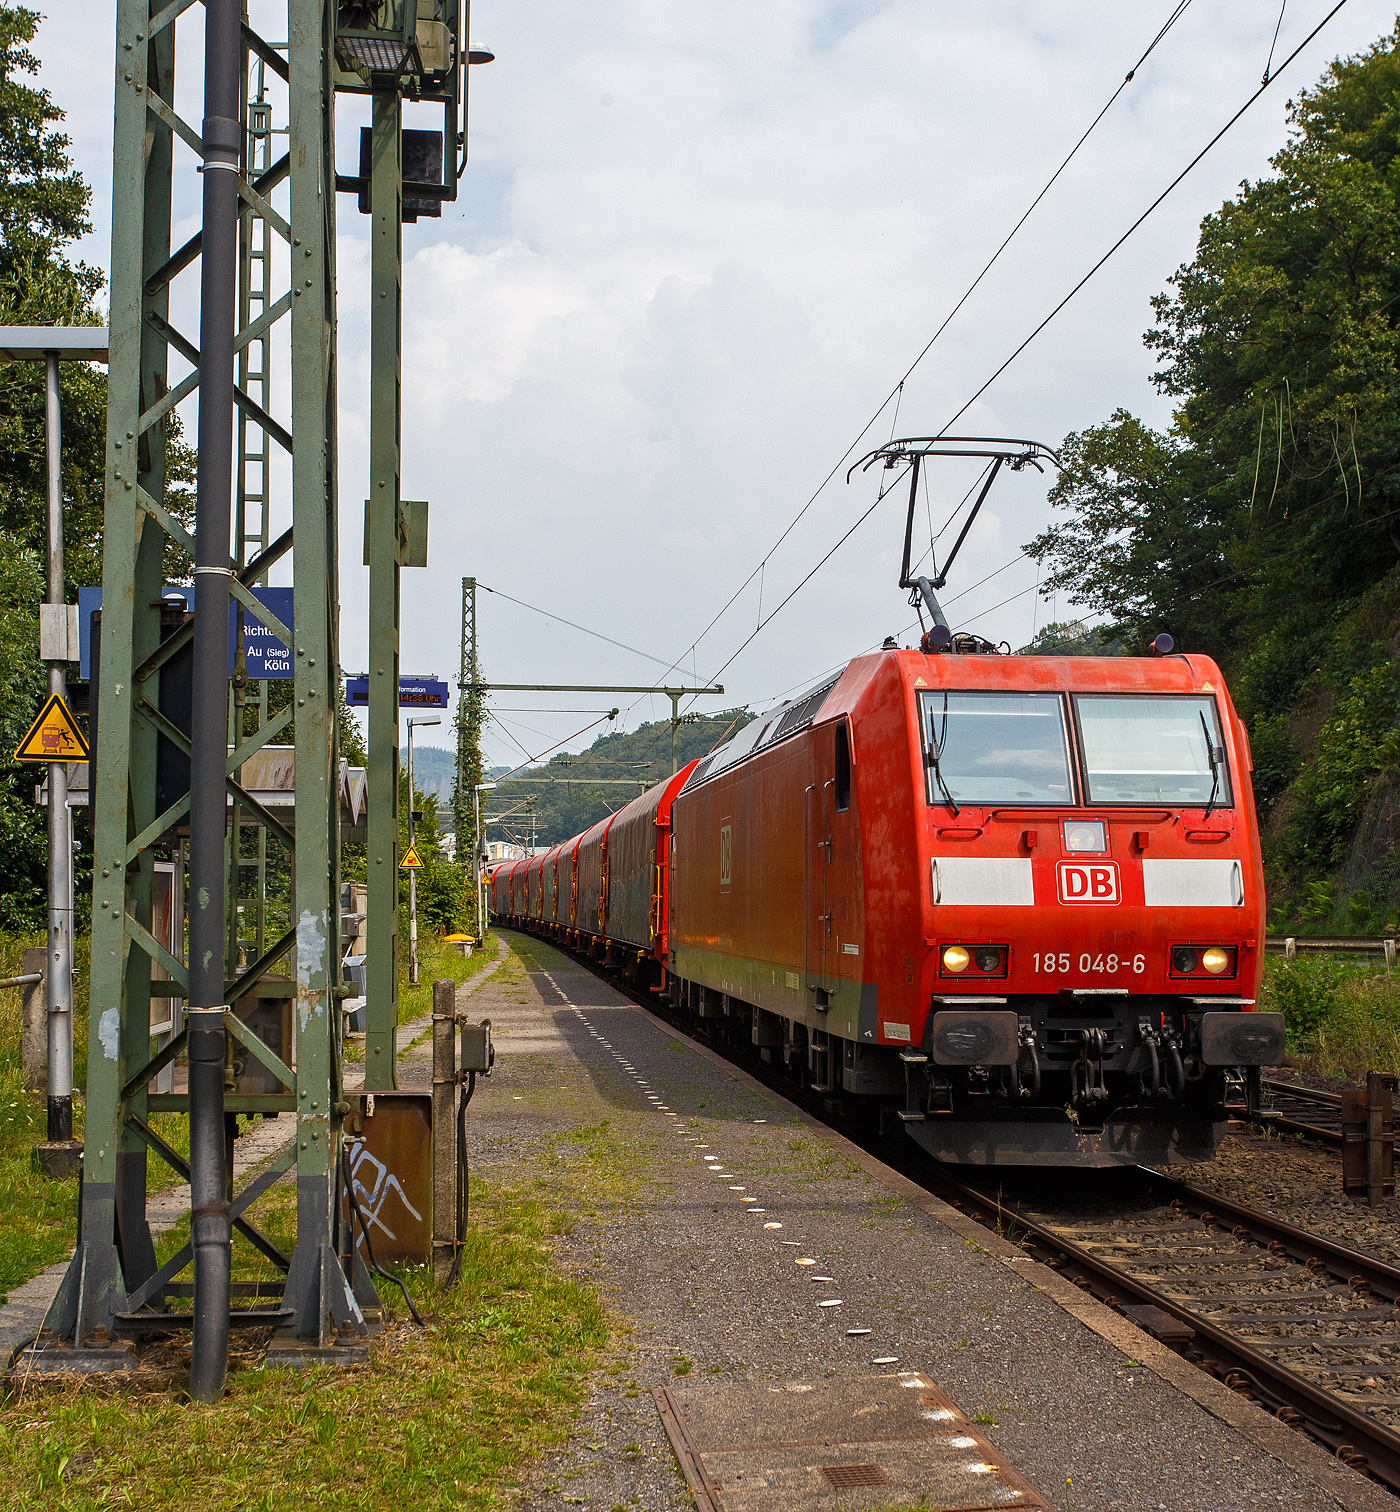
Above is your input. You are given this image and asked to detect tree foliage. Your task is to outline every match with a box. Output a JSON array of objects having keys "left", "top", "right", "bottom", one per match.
[
  {"left": 0, "top": 539, "right": 48, "bottom": 929},
  {"left": 490, "top": 710, "right": 754, "bottom": 849},
  {"left": 1025, "top": 25, "right": 1400, "bottom": 926},
  {"left": 0, "top": 6, "right": 107, "bottom": 932},
  {"left": 1028, "top": 25, "right": 1400, "bottom": 664}
]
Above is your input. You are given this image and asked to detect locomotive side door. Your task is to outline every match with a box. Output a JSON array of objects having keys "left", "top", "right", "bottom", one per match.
[
  {"left": 667, "top": 831, "right": 677, "bottom": 967},
  {"left": 804, "top": 736, "right": 834, "bottom": 1002}
]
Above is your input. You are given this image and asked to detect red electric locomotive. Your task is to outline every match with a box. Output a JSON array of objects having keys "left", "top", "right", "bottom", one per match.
[{"left": 489, "top": 437, "right": 1284, "bottom": 1167}]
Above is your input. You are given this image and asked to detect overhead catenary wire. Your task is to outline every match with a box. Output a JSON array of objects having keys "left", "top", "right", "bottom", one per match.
[
  {"left": 485, "top": 713, "right": 543, "bottom": 764},
  {"left": 689, "top": 0, "right": 1351, "bottom": 700},
  {"left": 476, "top": 582, "right": 681, "bottom": 671},
  {"left": 886, "top": 0, "right": 1197, "bottom": 429},
  {"left": 938, "top": 0, "right": 1352, "bottom": 438},
  {"left": 696, "top": 472, "right": 904, "bottom": 692},
  {"left": 766, "top": 470, "right": 1392, "bottom": 688},
  {"left": 748, "top": 461, "right": 1371, "bottom": 706},
  {"left": 1263, "top": 0, "right": 1289, "bottom": 82},
  {"left": 490, "top": 713, "right": 618, "bottom": 783},
  {"left": 652, "top": 1, "right": 1198, "bottom": 700}
]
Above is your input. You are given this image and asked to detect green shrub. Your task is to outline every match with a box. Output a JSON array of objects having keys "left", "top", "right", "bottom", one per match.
[
  {"left": 1262, "top": 955, "right": 1400, "bottom": 1075},
  {"left": 1306, "top": 972, "right": 1400, "bottom": 1080},
  {"left": 1262, "top": 955, "right": 1352, "bottom": 1044},
  {"left": 1248, "top": 711, "right": 1300, "bottom": 812},
  {"left": 1293, "top": 663, "right": 1400, "bottom": 863}
]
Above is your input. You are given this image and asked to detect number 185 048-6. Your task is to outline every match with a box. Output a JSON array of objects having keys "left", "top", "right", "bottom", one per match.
[{"left": 1033, "top": 952, "right": 1146, "bottom": 974}]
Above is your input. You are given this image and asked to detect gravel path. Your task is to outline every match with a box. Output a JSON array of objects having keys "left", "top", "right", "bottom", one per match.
[{"left": 464, "top": 931, "right": 1385, "bottom": 1512}]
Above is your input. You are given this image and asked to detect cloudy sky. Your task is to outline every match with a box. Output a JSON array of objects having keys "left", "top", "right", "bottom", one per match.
[{"left": 37, "top": 0, "right": 1399, "bottom": 772}]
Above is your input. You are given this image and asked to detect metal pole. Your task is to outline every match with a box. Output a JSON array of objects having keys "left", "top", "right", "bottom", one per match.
[
  {"left": 43, "top": 352, "right": 74, "bottom": 1149},
  {"left": 408, "top": 719, "right": 418, "bottom": 985},
  {"left": 669, "top": 692, "right": 680, "bottom": 777},
  {"left": 474, "top": 783, "right": 482, "bottom": 941},
  {"left": 187, "top": 0, "right": 241, "bottom": 1404},
  {"left": 365, "top": 85, "right": 403, "bottom": 1089},
  {"left": 431, "top": 976, "right": 455, "bottom": 1282}
]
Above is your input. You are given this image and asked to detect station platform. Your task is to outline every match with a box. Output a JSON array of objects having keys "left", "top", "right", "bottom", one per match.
[{"left": 449, "top": 930, "right": 1390, "bottom": 1512}]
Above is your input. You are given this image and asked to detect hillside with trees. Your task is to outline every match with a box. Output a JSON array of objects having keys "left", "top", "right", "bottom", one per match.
[
  {"left": 486, "top": 709, "right": 752, "bottom": 849},
  {"left": 1027, "top": 23, "right": 1400, "bottom": 934}
]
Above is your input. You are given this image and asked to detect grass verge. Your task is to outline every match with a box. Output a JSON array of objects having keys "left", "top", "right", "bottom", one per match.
[
  {"left": 0, "top": 1056, "right": 85, "bottom": 1300},
  {"left": 344, "top": 932, "right": 499, "bottom": 1064},
  {"left": 0, "top": 1167, "right": 607, "bottom": 1510},
  {"left": 400, "top": 931, "right": 499, "bottom": 1024},
  {"left": 2, "top": 934, "right": 614, "bottom": 1510},
  {"left": 0, "top": 931, "right": 85, "bottom": 1300}
]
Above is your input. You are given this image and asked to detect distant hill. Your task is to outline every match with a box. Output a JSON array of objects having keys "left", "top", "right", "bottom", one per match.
[
  {"left": 409, "top": 745, "right": 457, "bottom": 805},
  {"left": 484, "top": 709, "right": 752, "bottom": 847}
]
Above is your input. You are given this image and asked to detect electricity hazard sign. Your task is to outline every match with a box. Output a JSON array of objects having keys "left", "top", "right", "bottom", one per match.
[
  {"left": 13, "top": 693, "right": 89, "bottom": 763},
  {"left": 400, "top": 846, "right": 424, "bottom": 870}
]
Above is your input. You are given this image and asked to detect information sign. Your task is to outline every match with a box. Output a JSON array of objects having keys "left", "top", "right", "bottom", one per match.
[
  {"left": 344, "top": 675, "right": 450, "bottom": 708},
  {"left": 13, "top": 693, "right": 89, "bottom": 763}
]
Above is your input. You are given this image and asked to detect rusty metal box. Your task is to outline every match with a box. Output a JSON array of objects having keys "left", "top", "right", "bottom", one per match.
[{"left": 343, "top": 1091, "right": 433, "bottom": 1265}]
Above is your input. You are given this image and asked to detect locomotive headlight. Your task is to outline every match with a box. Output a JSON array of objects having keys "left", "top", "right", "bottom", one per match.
[
  {"left": 943, "top": 945, "right": 971, "bottom": 973},
  {"left": 1201, "top": 946, "right": 1230, "bottom": 975},
  {"left": 974, "top": 946, "right": 1002, "bottom": 973},
  {"left": 1172, "top": 947, "right": 1199, "bottom": 974}
]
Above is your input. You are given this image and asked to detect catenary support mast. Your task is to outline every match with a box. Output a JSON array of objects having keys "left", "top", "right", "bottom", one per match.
[
  {"left": 46, "top": 0, "right": 355, "bottom": 1385},
  {"left": 38, "top": 0, "right": 486, "bottom": 1393}
]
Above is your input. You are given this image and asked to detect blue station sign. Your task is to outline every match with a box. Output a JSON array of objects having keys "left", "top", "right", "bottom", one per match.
[
  {"left": 344, "top": 675, "right": 450, "bottom": 708},
  {"left": 78, "top": 585, "right": 294, "bottom": 681}
]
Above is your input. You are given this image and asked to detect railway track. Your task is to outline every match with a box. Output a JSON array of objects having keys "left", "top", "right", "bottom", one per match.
[
  {"left": 512, "top": 930, "right": 1400, "bottom": 1495},
  {"left": 1259, "top": 1077, "right": 1346, "bottom": 1146},
  {"left": 933, "top": 1165, "right": 1400, "bottom": 1492}
]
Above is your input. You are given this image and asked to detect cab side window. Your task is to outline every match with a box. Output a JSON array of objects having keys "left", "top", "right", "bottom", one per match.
[{"left": 835, "top": 722, "right": 851, "bottom": 812}]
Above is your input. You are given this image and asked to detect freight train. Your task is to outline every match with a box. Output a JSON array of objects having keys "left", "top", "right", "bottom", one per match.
[{"left": 489, "top": 441, "right": 1284, "bottom": 1167}]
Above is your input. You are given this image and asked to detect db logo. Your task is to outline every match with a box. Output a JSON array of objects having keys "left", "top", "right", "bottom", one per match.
[{"left": 1057, "top": 861, "right": 1120, "bottom": 905}]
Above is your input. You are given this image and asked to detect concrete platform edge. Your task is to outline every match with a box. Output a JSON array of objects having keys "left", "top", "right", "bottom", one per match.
[{"left": 622, "top": 995, "right": 1390, "bottom": 1512}]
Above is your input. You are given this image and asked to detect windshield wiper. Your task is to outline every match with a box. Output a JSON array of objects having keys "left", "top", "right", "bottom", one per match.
[
  {"left": 926, "top": 699, "right": 960, "bottom": 816},
  {"left": 1199, "top": 711, "right": 1223, "bottom": 820}
]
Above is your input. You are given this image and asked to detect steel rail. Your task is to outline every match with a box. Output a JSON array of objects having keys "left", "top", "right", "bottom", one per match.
[
  {"left": 1265, "top": 1114, "right": 1344, "bottom": 1146},
  {"left": 1258, "top": 1078, "right": 1345, "bottom": 1146},
  {"left": 1265, "top": 1079, "right": 1344, "bottom": 1109},
  {"left": 1136, "top": 1167, "right": 1400, "bottom": 1296},
  {"left": 924, "top": 1167, "right": 1400, "bottom": 1489}
]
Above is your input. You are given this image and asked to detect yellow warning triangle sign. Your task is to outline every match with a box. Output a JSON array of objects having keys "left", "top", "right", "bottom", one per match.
[
  {"left": 913, "top": 676, "right": 928, "bottom": 687},
  {"left": 13, "top": 693, "right": 89, "bottom": 763},
  {"left": 400, "top": 845, "right": 424, "bottom": 869}
]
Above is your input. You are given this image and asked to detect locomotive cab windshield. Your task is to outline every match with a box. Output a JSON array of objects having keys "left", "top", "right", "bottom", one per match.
[
  {"left": 1074, "top": 695, "right": 1230, "bottom": 807},
  {"left": 919, "top": 689, "right": 1234, "bottom": 810},
  {"left": 919, "top": 690, "right": 1072, "bottom": 804}
]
